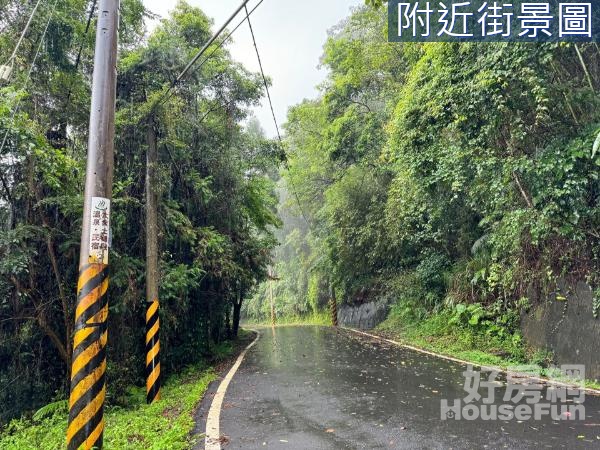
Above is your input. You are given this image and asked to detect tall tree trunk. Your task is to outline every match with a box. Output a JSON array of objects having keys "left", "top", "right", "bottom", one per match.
[
  {"left": 512, "top": 172, "right": 533, "bottom": 209},
  {"left": 35, "top": 187, "right": 72, "bottom": 367},
  {"left": 232, "top": 302, "right": 242, "bottom": 338},
  {"left": 574, "top": 44, "right": 595, "bottom": 92},
  {"left": 232, "top": 288, "right": 242, "bottom": 338},
  {"left": 225, "top": 302, "right": 232, "bottom": 339}
]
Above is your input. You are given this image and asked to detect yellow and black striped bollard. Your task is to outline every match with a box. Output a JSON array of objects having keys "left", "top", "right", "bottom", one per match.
[
  {"left": 67, "top": 264, "right": 109, "bottom": 450},
  {"left": 330, "top": 297, "right": 338, "bottom": 327},
  {"left": 146, "top": 299, "right": 161, "bottom": 403}
]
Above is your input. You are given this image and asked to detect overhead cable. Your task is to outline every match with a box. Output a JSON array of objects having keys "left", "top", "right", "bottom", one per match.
[
  {"left": 244, "top": 5, "right": 313, "bottom": 229},
  {"left": 1, "top": 0, "right": 45, "bottom": 80}
]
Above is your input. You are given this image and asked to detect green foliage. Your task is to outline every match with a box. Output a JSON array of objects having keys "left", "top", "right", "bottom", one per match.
[
  {"left": 415, "top": 251, "right": 451, "bottom": 304},
  {"left": 364, "top": 0, "right": 387, "bottom": 9},
  {"left": 281, "top": 6, "right": 599, "bottom": 323},
  {"left": 244, "top": 312, "right": 330, "bottom": 327},
  {"left": 272, "top": 8, "right": 600, "bottom": 376},
  {"left": 530, "top": 348, "right": 555, "bottom": 369},
  {"left": 0, "top": 1, "right": 281, "bottom": 423},
  {"left": 379, "top": 300, "right": 527, "bottom": 366},
  {"left": 31, "top": 401, "right": 68, "bottom": 423},
  {"left": 0, "top": 366, "right": 217, "bottom": 450},
  {"left": 593, "top": 288, "right": 600, "bottom": 319},
  {"left": 307, "top": 273, "right": 320, "bottom": 314}
]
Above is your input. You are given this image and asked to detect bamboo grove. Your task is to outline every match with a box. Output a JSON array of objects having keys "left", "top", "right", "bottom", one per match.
[{"left": 0, "top": 0, "right": 281, "bottom": 425}]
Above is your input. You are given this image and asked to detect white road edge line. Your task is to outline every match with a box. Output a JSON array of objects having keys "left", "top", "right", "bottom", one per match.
[
  {"left": 343, "top": 327, "right": 600, "bottom": 395},
  {"left": 205, "top": 330, "right": 260, "bottom": 450}
]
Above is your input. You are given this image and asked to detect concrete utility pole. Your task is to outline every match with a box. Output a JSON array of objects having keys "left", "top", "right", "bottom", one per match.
[
  {"left": 66, "top": 1, "right": 119, "bottom": 449},
  {"left": 268, "top": 268, "right": 280, "bottom": 327},
  {"left": 145, "top": 118, "right": 161, "bottom": 404}
]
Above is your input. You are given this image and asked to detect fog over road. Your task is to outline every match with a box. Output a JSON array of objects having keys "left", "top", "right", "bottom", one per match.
[{"left": 196, "top": 326, "right": 600, "bottom": 449}]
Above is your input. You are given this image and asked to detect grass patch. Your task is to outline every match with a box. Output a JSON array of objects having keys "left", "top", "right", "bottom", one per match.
[
  {"left": 376, "top": 306, "right": 600, "bottom": 390},
  {"left": 377, "top": 307, "right": 528, "bottom": 368},
  {"left": 243, "top": 311, "right": 331, "bottom": 327},
  {"left": 0, "top": 368, "right": 215, "bottom": 450},
  {"left": 0, "top": 332, "right": 254, "bottom": 450}
]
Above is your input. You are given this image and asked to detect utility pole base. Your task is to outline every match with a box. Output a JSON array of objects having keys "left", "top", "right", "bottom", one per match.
[
  {"left": 67, "top": 264, "right": 109, "bottom": 450},
  {"left": 146, "top": 299, "right": 161, "bottom": 403}
]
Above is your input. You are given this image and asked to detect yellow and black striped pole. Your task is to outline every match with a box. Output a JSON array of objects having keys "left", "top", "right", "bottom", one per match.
[
  {"left": 145, "top": 299, "right": 161, "bottom": 403},
  {"left": 330, "top": 297, "right": 338, "bottom": 327},
  {"left": 145, "top": 121, "right": 161, "bottom": 404},
  {"left": 329, "top": 284, "right": 338, "bottom": 327},
  {"left": 67, "top": 265, "right": 109, "bottom": 449},
  {"left": 67, "top": 1, "right": 119, "bottom": 448}
]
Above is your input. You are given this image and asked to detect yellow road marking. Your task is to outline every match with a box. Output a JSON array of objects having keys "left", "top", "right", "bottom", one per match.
[{"left": 205, "top": 330, "right": 259, "bottom": 450}]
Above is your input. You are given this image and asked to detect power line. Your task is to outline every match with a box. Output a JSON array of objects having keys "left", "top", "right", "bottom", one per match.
[
  {"left": 244, "top": 5, "right": 313, "bottom": 230},
  {"left": 174, "top": 0, "right": 251, "bottom": 85},
  {"left": 74, "top": 0, "right": 98, "bottom": 71},
  {"left": 190, "top": 0, "right": 266, "bottom": 86},
  {"left": 64, "top": 0, "right": 98, "bottom": 108},
  {"left": 0, "top": 0, "right": 60, "bottom": 160},
  {"left": 156, "top": 0, "right": 253, "bottom": 108},
  {"left": 2, "top": 0, "right": 45, "bottom": 75},
  {"left": 244, "top": 5, "right": 282, "bottom": 146},
  {"left": 156, "top": 0, "right": 265, "bottom": 109}
]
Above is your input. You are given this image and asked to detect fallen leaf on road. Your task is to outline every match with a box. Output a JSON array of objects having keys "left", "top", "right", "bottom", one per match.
[{"left": 325, "top": 428, "right": 335, "bottom": 433}]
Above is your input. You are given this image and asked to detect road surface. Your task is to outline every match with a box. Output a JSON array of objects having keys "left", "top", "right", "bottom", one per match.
[{"left": 195, "top": 326, "right": 600, "bottom": 449}]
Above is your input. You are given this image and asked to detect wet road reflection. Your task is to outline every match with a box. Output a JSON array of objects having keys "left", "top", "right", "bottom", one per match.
[{"left": 218, "top": 326, "right": 600, "bottom": 449}]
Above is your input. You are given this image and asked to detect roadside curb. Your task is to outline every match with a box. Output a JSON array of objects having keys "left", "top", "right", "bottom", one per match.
[
  {"left": 204, "top": 329, "right": 260, "bottom": 450},
  {"left": 342, "top": 327, "right": 600, "bottom": 396}
]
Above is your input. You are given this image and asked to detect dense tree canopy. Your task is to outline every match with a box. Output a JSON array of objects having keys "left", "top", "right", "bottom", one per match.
[
  {"left": 0, "top": 0, "right": 280, "bottom": 423},
  {"left": 246, "top": 6, "right": 599, "bottom": 335}
]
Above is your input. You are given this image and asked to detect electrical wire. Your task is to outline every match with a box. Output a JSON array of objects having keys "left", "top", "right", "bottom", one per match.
[
  {"left": 155, "top": 0, "right": 252, "bottom": 108},
  {"left": 244, "top": 5, "right": 282, "bottom": 147},
  {"left": 3, "top": 0, "right": 45, "bottom": 71},
  {"left": 0, "top": 0, "right": 60, "bottom": 162},
  {"left": 156, "top": 0, "right": 265, "bottom": 109},
  {"left": 73, "top": 0, "right": 97, "bottom": 72},
  {"left": 64, "top": 0, "right": 98, "bottom": 108},
  {"left": 185, "top": 0, "right": 266, "bottom": 85},
  {"left": 244, "top": 5, "right": 313, "bottom": 229}
]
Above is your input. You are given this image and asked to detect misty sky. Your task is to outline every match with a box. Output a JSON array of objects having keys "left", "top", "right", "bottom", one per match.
[{"left": 141, "top": 0, "right": 363, "bottom": 137}]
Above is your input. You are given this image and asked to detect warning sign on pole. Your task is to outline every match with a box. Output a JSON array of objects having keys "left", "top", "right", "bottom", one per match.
[{"left": 89, "top": 197, "right": 111, "bottom": 264}]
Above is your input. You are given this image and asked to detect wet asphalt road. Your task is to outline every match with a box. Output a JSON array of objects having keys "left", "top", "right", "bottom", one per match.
[{"left": 196, "top": 326, "right": 600, "bottom": 449}]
